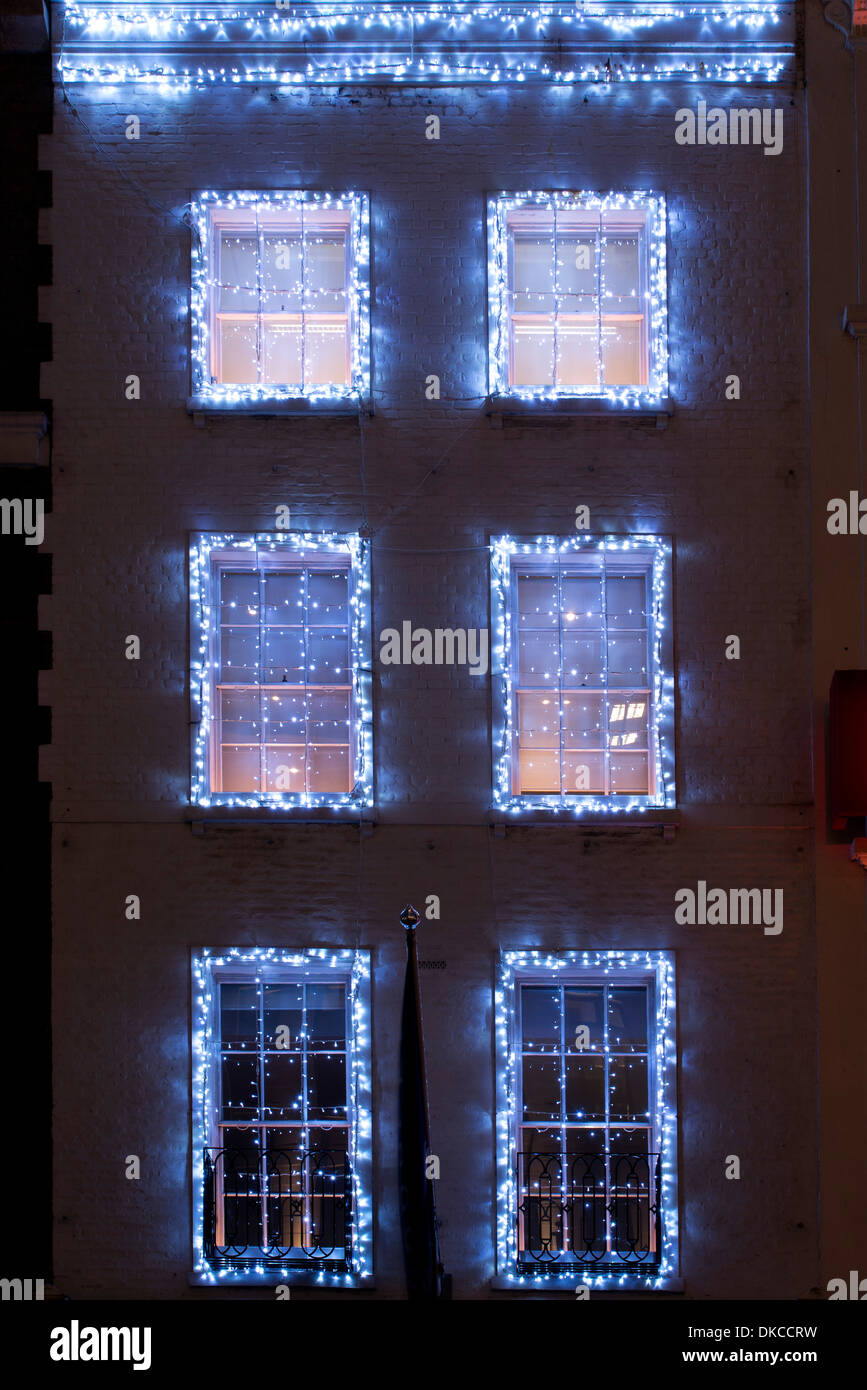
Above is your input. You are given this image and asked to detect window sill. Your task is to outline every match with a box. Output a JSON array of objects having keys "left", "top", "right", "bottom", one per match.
[
  {"left": 188, "top": 809, "right": 376, "bottom": 833},
  {"left": 187, "top": 395, "right": 372, "bottom": 423},
  {"left": 487, "top": 396, "right": 672, "bottom": 428},
  {"left": 490, "top": 808, "right": 679, "bottom": 839},
  {"left": 490, "top": 1273, "right": 683, "bottom": 1294},
  {"left": 189, "top": 1270, "right": 374, "bottom": 1290}
]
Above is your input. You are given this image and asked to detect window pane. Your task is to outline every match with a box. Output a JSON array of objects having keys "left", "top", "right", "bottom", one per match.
[
  {"left": 221, "top": 983, "right": 259, "bottom": 1049},
  {"left": 608, "top": 988, "right": 648, "bottom": 1053},
  {"left": 263, "top": 983, "right": 302, "bottom": 1050},
  {"left": 308, "top": 690, "right": 350, "bottom": 744},
  {"left": 521, "top": 986, "right": 559, "bottom": 1051},
  {"left": 602, "top": 321, "right": 642, "bottom": 386},
  {"left": 512, "top": 324, "right": 554, "bottom": 386},
  {"left": 305, "top": 237, "right": 347, "bottom": 310},
  {"left": 262, "top": 629, "right": 305, "bottom": 683},
  {"left": 557, "top": 323, "right": 599, "bottom": 388},
  {"left": 221, "top": 627, "right": 260, "bottom": 683},
  {"left": 609, "top": 1128, "right": 651, "bottom": 1157},
  {"left": 308, "top": 1126, "right": 348, "bottom": 1155},
  {"left": 221, "top": 1054, "right": 259, "bottom": 1121},
  {"left": 609, "top": 1057, "right": 649, "bottom": 1120},
  {"left": 565, "top": 1055, "right": 605, "bottom": 1120},
  {"left": 263, "top": 571, "right": 304, "bottom": 623},
  {"left": 562, "top": 751, "right": 604, "bottom": 793},
  {"left": 606, "top": 635, "right": 647, "bottom": 686},
  {"left": 219, "top": 234, "right": 258, "bottom": 312},
  {"left": 518, "top": 574, "right": 558, "bottom": 628},
  {"left": 262, "top": 690, "right": 306, "bottom": 741},
  {"left": 522, "top": 1056, "right": 560, "bottom": 1122},
  {"left": 308, "top": 745, "right": 351, "bottom": 793},
  {"left": 263, "top": 1053, "right": 303, "bottom": 1119},
  {"left": 607, "top": 694, "right": 649, "bottom": 748},
  {"left": 555, "top": 236, "right": 597, "bottom": 297},
  {"left": 220, "top": 1125, "right": 260, "bottom": 1155},
  {"left": 219, "top": 320, "right": 258, "bottom": 385},
  {"left": 610, "top": 752, "right": 650, "bottom": 794},
  {"left": 308, "top": 1053, "right": 347, "bottom": 1118},
  {"left": 518, "top": 631, "right": 558, "bottom": 684},
  {"left": 221, "top": 572, "right": 259, "bottom": 619},
  {"left": 602, "top": 236, "right": 640, "bottom": 302},
  {"left": 305, "top": 323, "right": 349, "bottom": 386},
  {"left": 606, "top": 575, "right": 646, "bottom": 629},
  {"left": 308, "top": 631, "right": 349, "bottom": 681},
  {"left": 263, "top": 323, "right": 302, "bottom": 387},
  {"left": 220, "top": 745, "right": 260, "bottom": 793},
  {"left": 307, "top": 983, "right": 346, "bottom": 1046},
  {"left": 561, "top": 574, "right": 602, "bottom": 628},
  {"left": 512, "top": 234, "right": 554, "bottom": 308},
  {"left": 519, "top": 749, "right": 560, "bottom": 793},
  {"left": 261, "top": 234, "right": 302, "bottom": 313},
  {"left": 562, "top": 634, "right": 604, "bottom": 686},
  {"left": 308, "top": 571, "right": 349, "bottom": 624},
  {"left": 220, "top": 689, "right": 261, "bottom": 742},
  {"left": 564, "top": 987, "right": 604, "bottom": 1051},
  {"left": 517, "top": 691, "right": 558, "bottom": 749},
  {"left": 264, "top": 748, "right": 306, "bottom": 793},
  {"left": 520, "top": 1127, "right": 562, "bottom": 1157},
  {"left": 562, "top": 693, "right": 604, "bottom": 748}
]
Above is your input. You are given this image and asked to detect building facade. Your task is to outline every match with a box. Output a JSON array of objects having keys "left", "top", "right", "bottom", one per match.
[{"left": 38, "top": 0, "right": 863, "bottom": 1300}]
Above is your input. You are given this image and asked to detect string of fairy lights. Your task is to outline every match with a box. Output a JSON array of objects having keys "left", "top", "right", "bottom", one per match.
[
  {"left": 193, "top": 947, "right": 373, "bottom": 1284},
  {"left": 491, "top": 535, "right": 675, "bottom": 816},
  {"left": 496, "top": 950, "right": 678, "bottom": 1286},
  {"left": 190, "top": 531, "right": 374, "bottom": 809},
  {"left": 486, "top": 190, "right": 669, "bottom": 406},
  {"left": 57, "top": 1, "right": 794, "bottom": 87},
  {"left": 190, "top": 190, "right": 371, "bottom": 406}
]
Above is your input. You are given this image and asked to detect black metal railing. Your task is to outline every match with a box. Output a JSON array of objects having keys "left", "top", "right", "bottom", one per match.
[
  {"left": 204, "top": 1147, "right": 352, "bottom": 1269},
  {"left": 517, "top": 1151, "right": 661, "bottom": 1270}
]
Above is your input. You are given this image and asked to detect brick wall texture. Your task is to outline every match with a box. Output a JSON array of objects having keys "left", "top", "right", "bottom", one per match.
[{"left": 42, "top": 79, "right": 815, "bottom": 1299}]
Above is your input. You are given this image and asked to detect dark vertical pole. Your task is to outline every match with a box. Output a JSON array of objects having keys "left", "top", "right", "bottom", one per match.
[{"left": 398, "top": 903, "right": 449, "bottom": 1299}]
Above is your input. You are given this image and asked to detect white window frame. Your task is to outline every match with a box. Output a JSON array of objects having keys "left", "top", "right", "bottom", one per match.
[
  {"left": 490, "top": 534, "right": 675, "bottom": 815},
  {"left": 192, "top": 947, "right": 373, "bottom": 1285},
  {"left": 487, "top": 191, "right": 668, "bottom": 407},
  {"left": 190, "top": 531, "right": 373, "bottom": 810},
  {"left": 495, "top": 949, "right": 678, "bottom": 1289},
  {"left": 190, "top": 190, "right": 371, "bottom": 406}
]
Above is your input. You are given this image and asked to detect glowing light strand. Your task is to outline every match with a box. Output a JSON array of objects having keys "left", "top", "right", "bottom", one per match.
[
  {"left": 487, "top": 190, "right": 668, "bottom": 407},
  {"left": 190, "top": 190, "right": 371, "bottom": 407},
  {"left": 495, "top": 949, "right": 678, "bottom": 1288},
  {"left": 190, "top": 530, "right": 374, "bottom": 809},
  {"left": 56, "top": 3, "right": 794, "bottom": 87},
  {"left": 192, "top": 946, "right": 373, "bottom": 1285},
  {"left": 490, "top": 533, "right": 675, "bottom": 815}
]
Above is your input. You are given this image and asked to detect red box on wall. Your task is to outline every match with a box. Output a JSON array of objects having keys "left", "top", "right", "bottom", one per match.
[{"left": 830, "top": 670, "right": 867, "bottom": 826}]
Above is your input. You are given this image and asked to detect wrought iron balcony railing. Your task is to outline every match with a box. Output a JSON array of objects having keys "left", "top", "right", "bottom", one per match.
[
  {"left": 203, "top": 1146, "right": 352, "bottom": 1269},
  {"left": 517, "top": 1151, "right": 661, "bottom": 1271}
]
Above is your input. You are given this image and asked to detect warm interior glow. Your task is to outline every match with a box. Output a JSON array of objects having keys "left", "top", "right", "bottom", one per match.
[
  {"left": 211, "top": 207, "right": 351, "bottom": 389},
  {"left": 506, "top": 209, "right": 649, "bottom": 390},
  {"left": 215, "top": 561, "right": 353, "bottom": 795},
  {"left": 513, "top": 562, "right": 652, "bottom": 796}
]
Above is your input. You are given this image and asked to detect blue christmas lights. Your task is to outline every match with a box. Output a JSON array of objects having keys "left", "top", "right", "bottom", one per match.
[
  {"left": 56, "top": 3, "right": 794, "bottom": 88},
  {"left": 190, "top": 190, "right": 371, "bottom": 407},
  {"left": 495, "top": 948, "right": 678, "bottom": 1288},
  {"left": 490, "top": 533, "right": 675, "bottom": 815},
  {"left": 190, "top": 530, "right": 373, "bottom": 809},
  {"left": 192, "top": 946, "right": 373, "bottom": 1285},
  {"left": 487, "top": 190, "right": 669, "bottom": 407}
]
